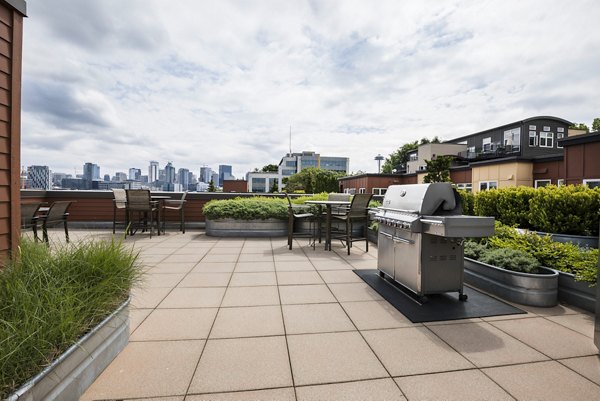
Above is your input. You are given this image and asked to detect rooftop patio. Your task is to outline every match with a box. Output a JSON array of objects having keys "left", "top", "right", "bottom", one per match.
[{"left": 39, "top": 228, "right": 600, "bottom": 401}]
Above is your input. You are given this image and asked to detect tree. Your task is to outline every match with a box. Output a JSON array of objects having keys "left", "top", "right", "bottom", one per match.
[
  {"left": 423, "top": 156, "right": 453, "bottom": 183},
  {"left": 208, "top": 179, "right": 216, "bottom": 192},
  {"left": 570, "top": 123, "right": 589, "bottom": 132},
  {"left": 261, "top": 164, "right": 279, "bottom": 173},
  {"left": 592, "top": 118, "right": 600, "bottom": 132},
  {"left": 381, "top": 137, "right": 441, "bottom": 174},
  {"left": 284, "top": 168, "right": 343, "bottom": 193}
]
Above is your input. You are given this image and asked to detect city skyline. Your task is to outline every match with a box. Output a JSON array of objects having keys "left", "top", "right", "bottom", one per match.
[{"left": 21, "top": 1, "right": 600, "bottom": 176}]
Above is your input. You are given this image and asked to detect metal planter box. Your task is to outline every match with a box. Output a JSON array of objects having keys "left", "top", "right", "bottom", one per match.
[
  {"left": 557, "top": 271, "right": 596, "bottom": 312},
  {"left": 206, "top": 218, "right": 287, "bottom": 237},
  {"left": 464, "top": 258, "right": 558, "bottom": 307},
  {"left": 6, "top": 298, "right": 130, "bottom": 401}
]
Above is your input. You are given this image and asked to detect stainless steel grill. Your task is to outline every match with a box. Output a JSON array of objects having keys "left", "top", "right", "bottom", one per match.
[{"left": 374, "top": 183, "right": 494, "bottom": 301}]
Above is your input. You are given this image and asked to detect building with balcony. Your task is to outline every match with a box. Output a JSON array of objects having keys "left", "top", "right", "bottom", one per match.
[
  {"left": 26, "top": 165, "right": 51, "bottom": 190},
  {"left": 278, "top": 151, "right": 349, "bottom": 178},
  {"left": 339, "top": 116, "right": 600, "bottom": 194}
]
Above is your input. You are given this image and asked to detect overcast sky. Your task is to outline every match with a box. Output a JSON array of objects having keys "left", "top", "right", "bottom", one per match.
[{"left": 21, "top": 0, "right": 600, "bottom": 179}]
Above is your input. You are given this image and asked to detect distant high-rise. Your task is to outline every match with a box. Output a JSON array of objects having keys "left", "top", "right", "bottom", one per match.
[
  {"left": 219, "top": 165, "right": 232, "bottom": 184},
  {"left": 211, "top": 172, "right": 219, "bottom": 187},
  {"left": 114, "top": 172, "right": 128, "bottom": 182},
  {"left": 165, "top": 162, "right": 176, "bottom": 183},
  {"left": 178, "top": 168, "right": 190, "bottom": 188},
  {"left": 27, "top": 165, "right": 51, "bottom": 190},
  {"left": 103, "top": 174, "right": 110, "bottom": 182},
  {"left": 129, "top": 168, "right": 141, "bottom": 181},
  {"left": 200, "top": 166, "right": 212, "bottom": 183},
  {"left": 149, "top": 161, "right": 159, "bottom": 183},
  {"left": 83, "top": 162, "right": 100, "bottom": 181}
]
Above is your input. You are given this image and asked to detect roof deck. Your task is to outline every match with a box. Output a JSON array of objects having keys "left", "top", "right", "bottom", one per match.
[{"left": 34, "top": 229, "right": 600, "bottom": 400}]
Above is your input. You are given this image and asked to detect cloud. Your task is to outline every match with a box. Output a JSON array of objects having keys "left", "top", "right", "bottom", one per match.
[{"left": 19, "top": 0, "right": 600, "bottom": 179}]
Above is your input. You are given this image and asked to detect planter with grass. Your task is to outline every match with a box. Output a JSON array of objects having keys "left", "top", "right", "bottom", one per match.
[
  {"left": 1, "top": 237, "right": 142, "bottom": 400},
  {"left": 203, "top": 197, "right": 288, "bottom": 237},
  {"left": 463, "top": 242, "right": 558, "bottom": 307}
]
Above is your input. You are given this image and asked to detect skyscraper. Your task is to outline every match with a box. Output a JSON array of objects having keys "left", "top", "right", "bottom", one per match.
[
  {"left": 178, "top": 168, "right": 190, "bottom": 188},
  {"left": 83, "top": 162, "right": 100, "bottom": 181},
  {"left": 200, "top": 166, "right": 212, "bottom": 183},
  {"left": 27, "top": 165, "right": 51, "bottom": 190},
  {"left": 149, "top": 161, "right": 159, "bottom": 183},
  {"left": 129, "top": 168, "right": 141, "bottom": 181},
  {"left": 219, "top": 165, "right": 232, "bottom": 184},
  {"left": 165, "top": 162, "right": 176, "bottom": 183}
]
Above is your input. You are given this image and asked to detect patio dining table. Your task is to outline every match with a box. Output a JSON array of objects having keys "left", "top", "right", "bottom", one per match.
[{"left": 304, "top": 200, "right": 350, "bottom": 251}]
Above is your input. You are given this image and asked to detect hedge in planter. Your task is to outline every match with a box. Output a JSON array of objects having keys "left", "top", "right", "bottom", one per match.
[
  {"left": 0, "top": 237, "right": 142, "bottom": 398},
  {"left": 203, "top": 197, "right": 288, "bottom": 220},
  {"left": 485, "top": 223, "right": 598, "bottom": 284}
]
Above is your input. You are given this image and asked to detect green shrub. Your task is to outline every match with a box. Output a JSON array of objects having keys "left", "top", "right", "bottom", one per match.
[
  {"left": 457, "top": 190, "right": 474, "bottom": 215},
  {"left": 495, "top": 186, "right": 536, "bottom": 228},
  {"left": 203, "top": 197, "right": 288, "bottom": 220},
  {"left": 0, "top": 237, "right": 142, "bottom": 398},
  {"left": 463, "top": 240, "right": 488, "bottom": 260},
  {"left": 478, "top": 247, "right": 541, "bottom": 273},
  {"left": 528, "top": 185, "right": 600, "bottom": 236},
  {"left": 487, "top": 222, "right": 598, "bottom": 283},
  {"left": 474, "top": 188, "right": 499, "bottom": 218}
]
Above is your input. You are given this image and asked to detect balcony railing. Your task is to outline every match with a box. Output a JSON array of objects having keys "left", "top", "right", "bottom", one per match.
[{"left": 457, "top": 144, "right": 521, "bottom": 161}]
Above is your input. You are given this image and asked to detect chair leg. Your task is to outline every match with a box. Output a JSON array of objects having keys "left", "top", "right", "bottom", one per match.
[
  {"left": 288, "top": 215, "right": 293, "bottom": 250},
  {"left": 32, "top": 224, "right": 39, "bottom": 242},
  {"left": 346, "top": 219, "right": 351, "bottom": 255},
  {"left": 364, "top": 218, "right": 369, "bottom": 253},
  {"left": 42, "top": 223, "right": 49, "bottom": 244},
  {"left": 181, "top": 209, "right": 185, "bottom": 233},
  {"left": 64, "top": 220, "right": 70, "bottom": 243}
]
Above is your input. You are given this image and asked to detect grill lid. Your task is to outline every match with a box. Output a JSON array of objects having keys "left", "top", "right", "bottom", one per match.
[{"left": 381, "top": 183, "right": 459, "bottom": 216}]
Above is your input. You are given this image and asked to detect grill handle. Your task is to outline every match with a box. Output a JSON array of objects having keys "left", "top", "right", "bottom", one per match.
[
  {"left": 420, "top": 218, "right": 443, "bottom": 225},
  {"left": 380, "top": 231, "right": 414, "bottom": 244}
]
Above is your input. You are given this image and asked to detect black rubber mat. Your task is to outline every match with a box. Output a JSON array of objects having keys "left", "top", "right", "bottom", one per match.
[{"left": 354, "top": 269, "right": 525, "bottom": 323}]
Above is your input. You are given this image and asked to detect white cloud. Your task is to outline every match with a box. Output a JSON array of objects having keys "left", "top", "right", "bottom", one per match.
[{"left": 21, "top": 0, "right": 600, "bottom": 178}]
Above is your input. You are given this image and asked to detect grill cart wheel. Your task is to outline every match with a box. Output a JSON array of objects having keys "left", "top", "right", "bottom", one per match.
[{"left": 459, "top": 293, "right": 468, "bottom": 301}]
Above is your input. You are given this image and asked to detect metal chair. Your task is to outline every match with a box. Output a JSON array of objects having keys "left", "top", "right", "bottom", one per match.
[
  {"left": 126, "top": 189, "right": 160, "bottom": 238},
  {"left": 21, "top": 202, "right": 42, "bottom": 241},
  {"left": 112, "top": 188, "right": 128, "bottom": 234},
  {"left": 286, "top": 193, "right": 317, "bottom": 250},
  {"left": 38, "top": 201, "right": 72, "bottom": 244},
  {"left": 328, "top": 193, "right": 351, "bottom": 215},
  {"left": 331, "top": 193, "right": 373, "bottom": 254},
  {"left": 162, "top": 192, "right": 187, "bottom": 233}
]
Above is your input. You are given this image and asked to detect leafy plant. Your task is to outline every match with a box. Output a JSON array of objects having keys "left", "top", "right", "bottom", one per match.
[
  {"left": 495, "top": 186, "right": 536, "bottom": 228},
  {"left": 423, "top": 155, "right": 453, "bottom": 183},
  {"left": 0, "top": 237, "right": 142, "bottom": 398},
  {"left": 203, "top": 197, "right": 288, "bottom": 220},
  {"left": 473, "top": 188, "right": 499, "bottom": 218},
  {"left": 284, "top": 168, "right": 344, "bottom": 193},
  {"left": 381, "top": 137, "right": 440, "bottom": 173},
  {"left": 528, "top": 185, "right": 600, "bottom": 236},
  {"left": 478, "top": 248, "right": 541, "bottom": 273},
  {"left": 463, "top": 239, "right": 488, "bottom": 260},
  {"left": 457, "top": 189, "right": 474, "bottom": 215}
]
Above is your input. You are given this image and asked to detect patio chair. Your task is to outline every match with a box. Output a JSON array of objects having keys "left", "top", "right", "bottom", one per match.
[
  {"left": 286, "top": 193, "right": 317, "bottom": 250},
  {"left": 112, "top": 188, "right": 128, "bottom": 234},
  {"left": 328, "top": 192, "right": 351, "bottom": 215},
  {"left": 162, "top": 191, "right": 187, "bottom": 233},
  {"left": 126, "top": 189, "right": 160, "bottom": 238},
  {"left": 38, "top": 201, "right": 73, "bottom": 244},
  {"left": 21, "top": 202, "right": 42, "bottom": 241},
  {"left": 331, "top": 193, "right": 373, "bottom": 254}
]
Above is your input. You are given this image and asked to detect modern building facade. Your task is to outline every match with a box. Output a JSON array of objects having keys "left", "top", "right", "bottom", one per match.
[
  {"left": 164, "top": 162, "right": 176, "bottom": 184},
  {"left": 219, "top": 165, "right": 233, "bottom": 185},
  {"left": 83, "top": 162, "right": 100, "bottom": 181},
  {"left": 27, "top": 165, "right": 51, "bottom": 190},
  {"left": 128, "top": 168, "right": 141, "bottom": 181},
  {"left": 148, "top": 161, "right": 159, "bottom": 183},
  {"left": 278, "top": 151, "right": 349, "bottom": 178},
  {"left": 246, "top": 172, "right": 280, "bottom": 193}
]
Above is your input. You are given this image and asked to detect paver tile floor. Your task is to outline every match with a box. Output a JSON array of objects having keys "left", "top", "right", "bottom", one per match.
[{"left": 42, "top": 230, "right": 600, "bottom": 401}]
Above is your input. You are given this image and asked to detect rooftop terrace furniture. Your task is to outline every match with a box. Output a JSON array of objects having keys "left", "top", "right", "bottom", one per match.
[
  {"left": 286, "top": 193, "right": 317, "bottom": 250},
  {"left": 328, "top": 192, "right": 351, "bottom": 215},
  {"left": 112, "top": 188, "right": 128, "bottom": 234},
  {"left": 162, "top": 192, "right": 187, "bottom": 233},
  {"left": 126, "top": 189, "right": 160, "bottom": 238},
  {"left": 21, "top": 202, "right": 42, "bottom": 241},
  {"left": 331, "top": 193, "right": 373, "bottom": 255},
  {"left": 38, "top": 201, "right": 72, "bottom": 244}
]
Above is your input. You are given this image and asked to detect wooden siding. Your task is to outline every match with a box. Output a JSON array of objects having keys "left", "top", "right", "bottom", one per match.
[
  {"left": 564, "top": 142, "right": 600, "bottom": 185},
  {"left": 0, "top": 2, "right": 22, "bottom": 263}
]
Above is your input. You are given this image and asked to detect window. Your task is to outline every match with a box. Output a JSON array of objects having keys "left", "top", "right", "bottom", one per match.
[
  {"left": 418, "top": 165, "right": 426, "bottom": 171},
  {"left": 503, "top": 128, "right": 521, "bottom": 151},
  {"left": 358, "top": 188, "right": 366, "bottom": 194},
  {"left": 557, "top": 132, "right": 564, "bottom": 148},
  {"left": 482, "top": 137, "right": 492, "bottom": 152},
  {"left": 557, "top": 179, "right": 565, "bottom": 187},
  {"left": 535, "top": 179, "right": 551, "bottom": 188},
  {"left": 479, "top": 181, "right": 498, "bottom": 191},
  {"left": 344, "top": 188, "right": 356, "bottom": 195},
  {"left": 468, "top": 146, "right": 475, "bottom": 153},
  {"left": 409, "top": 153, "right": 418, "bottom": 161},
  {"left": 557, "top": 127, "right": 564, "bottom": 133},
  {"left": 372, "top": 188, "right": 387, "bottom": 195},
  {"left": 543, "top": 126, "right": 550, "bottom": 131},
  {"left": 540, "top": 132, "right": 554, "bottom": 148},
  {"left": 455, "top": 183, "right": 473, "bottom": 192},
  {"left": 529, "top": 125, "right": 536, "bottom": 130},
  {"left": 583, "top": 179, "right": 600, "bottom": 189},
  {"left": 529, "top": 131, "right": 538, "bottom": 147}
]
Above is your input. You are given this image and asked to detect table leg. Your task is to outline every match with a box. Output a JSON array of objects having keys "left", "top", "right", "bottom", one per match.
[{"left": 326, "top": 205, "right": 332, "bottom": 251}]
